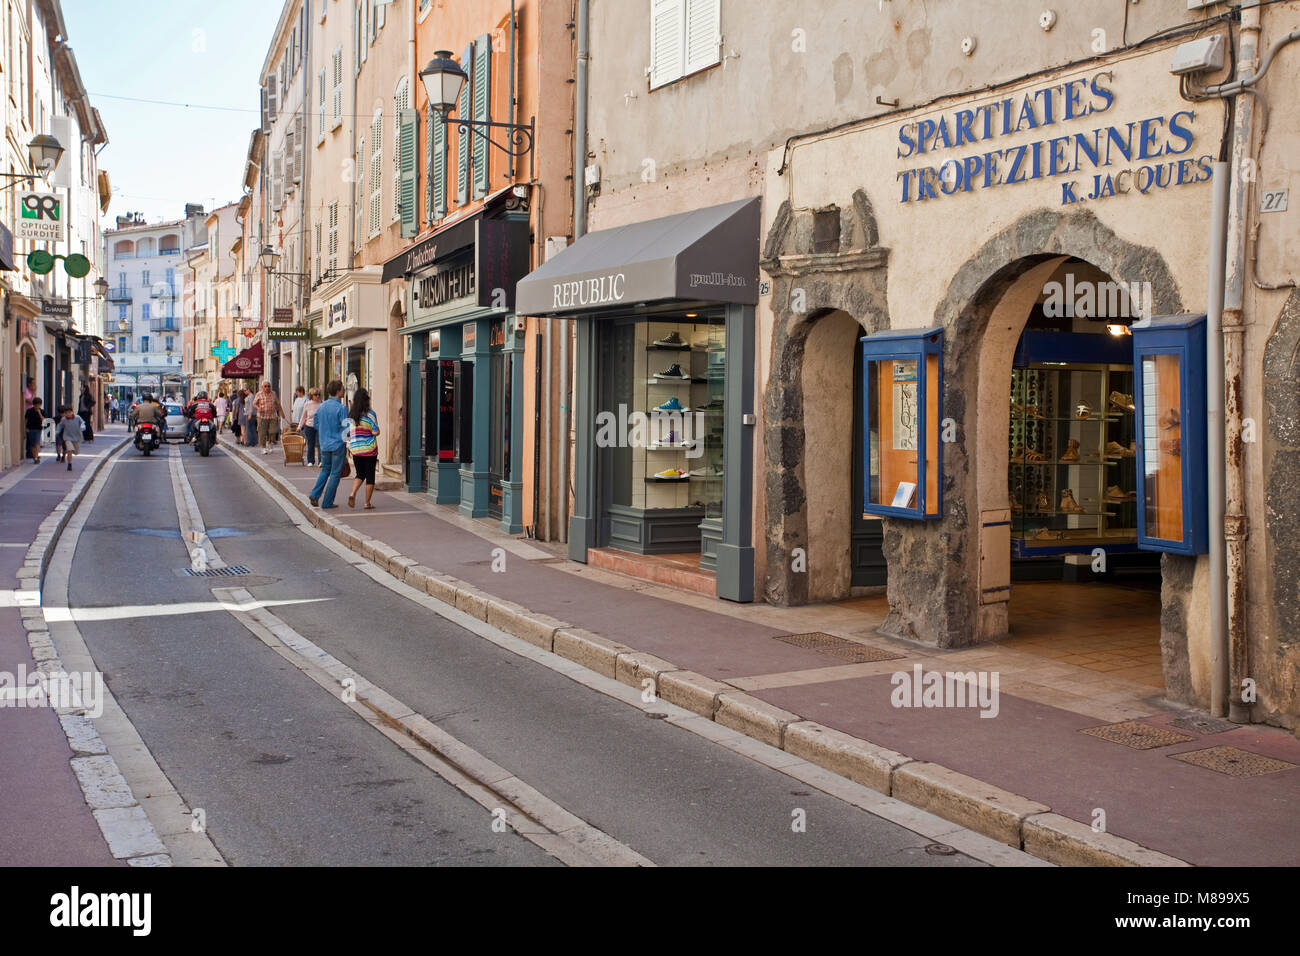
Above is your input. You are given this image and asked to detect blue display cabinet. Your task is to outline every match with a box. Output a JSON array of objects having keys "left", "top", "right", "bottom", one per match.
[
  {"left": 1131, "top": 314, "right": 1208, "bottom": 555},
  {"left": 860, "top": 327, "right": 943, "bottom": 520}
]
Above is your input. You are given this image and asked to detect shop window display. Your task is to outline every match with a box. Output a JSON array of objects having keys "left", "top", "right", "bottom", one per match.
[
  {"left": 1009, "top": 361, "right": 1139, "bottom": 554},
  {"left": 860, "top": 328, "right": 943, "bottom": 519}
]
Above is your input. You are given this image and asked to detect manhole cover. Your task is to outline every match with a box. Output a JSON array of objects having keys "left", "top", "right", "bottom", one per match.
[
  {"left": 924, "top": 843, "right": 957, "bottom": 856},
  {"left": 1080, "top": 720, "right": 1195, "bottom": 750},
  {"left": 183, "top": 565, "right": 252, "bottom": 577},
  {"left": 1171, "top": 715, "right": 1239, "bottom": 735},
  {"left": 773, "top": 632, "right": 905, "bottom": 664},
  {"left": 1170, "top": 746, "right": 1298, "bottom": 777}
]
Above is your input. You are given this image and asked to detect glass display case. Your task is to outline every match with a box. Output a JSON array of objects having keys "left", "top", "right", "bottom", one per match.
[
  {"left": 631, "top": 317, "right": 726, "bottom": 516},
  {"left": 860, "top": 328, "right": 943, "bottom": 519},
  {"left": 1008, "top": 362, "right": 1139, "bottom": 554},
  {"left": 1132, "top": 314, "right": 1208, "bottom": 555}
]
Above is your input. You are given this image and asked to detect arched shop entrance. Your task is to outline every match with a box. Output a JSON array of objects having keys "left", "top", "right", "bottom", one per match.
[{"left": 867, "top": 210, "right": 1203, "bottom": 699}]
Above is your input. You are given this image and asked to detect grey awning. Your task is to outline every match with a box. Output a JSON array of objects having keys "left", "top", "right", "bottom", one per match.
[{"left": 516, "top": 197, "right": 760, "bottom": 317}]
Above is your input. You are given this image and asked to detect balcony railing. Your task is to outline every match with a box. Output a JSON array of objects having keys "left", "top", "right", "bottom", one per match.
[
  {"left": 151, "top": 285, "right": 175, "bottom": 299},
  {"left": 150, "top": 319, "right": 180, "bottom": 333},
  {"left": 106, "top": 288, "right": 132, "bottom": 304}
]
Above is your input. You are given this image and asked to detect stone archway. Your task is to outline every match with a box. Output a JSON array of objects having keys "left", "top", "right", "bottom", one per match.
[
  {"left": 761, "top": 190, "right": 889, "bottom": 605},
  {"left": 881, "top": 208, "right": 1187, "bottom": 649}
]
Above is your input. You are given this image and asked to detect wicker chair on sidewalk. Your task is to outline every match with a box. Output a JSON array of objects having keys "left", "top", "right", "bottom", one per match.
[{"left": 281, "top": 426, "right": 306, "bottom": 465}]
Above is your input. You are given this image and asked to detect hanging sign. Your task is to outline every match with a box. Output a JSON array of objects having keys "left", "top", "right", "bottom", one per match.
[{"left": 17, "top": 190, "right": 64, "bottom": 241}]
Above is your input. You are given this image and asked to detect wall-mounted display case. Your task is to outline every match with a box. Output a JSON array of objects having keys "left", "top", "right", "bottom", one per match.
[
  {"left": 860, "top": 327, "right": 942, "bottom": 519},
  {"left": 1132, "top": 314, "right": 1208, "bottom": 555},
  {"left": 1009, "top": 332, "right": 1138, "bottom": 556}
]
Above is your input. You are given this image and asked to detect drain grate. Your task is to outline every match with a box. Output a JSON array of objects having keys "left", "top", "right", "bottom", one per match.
[
  {"left": 183, "top": 565, "right": 251, "bottom": 577},
  {"left": 1080, "top": 720, "right": 1194, "bottom": 750},
  {"left": 1170, "top": 746, "right": 1298, "bottom": 777},
  {"left": 1171, "top": 715, "right": 1240, "bottom": 735},
  {"left": 773, "top": 631, "right": 905, "bottom": 664}
]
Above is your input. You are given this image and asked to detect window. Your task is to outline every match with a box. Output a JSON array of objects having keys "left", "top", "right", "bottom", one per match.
[
  {"left": 649, "top": 0, "right": 721, "bottom": 90},
  {"left": 471, "top": 35, "right": 491, "bottom": 199},
  {"left": 118, "top": 305, "right": 127, "bottom": 320},
  {"left": 369, "top": 111, "right": 382, "bottom": 237},
  {"left": 118, "top": 337, "right": 126, "bottom": 354},
  {"left": 142, "top": 336, "right": 151, "bottom": 353},
  {"left": 427, "top": 104, "right": 446, "bottom": 222},
  {"left": 318, "top": 68, "right": 327, "bottom": 139},
  {"left": 314, "top": 222, "right": 322, "bottom": 282},
  {"left": 143, "top": 303, "right": 151, "bottom": 322},
  {"left": 166, "top": 268, "right": 174, "bottom": 285},
  {"left": 141, "top": 269, "right": 150, "bottom": 287},
  {"left": 117, "top": 274, "right": 127, "bottom": 289},
  {"left": 331, "top": 46, "right": 344, "bottom": 128},
  {"left": 165, "top": 335, "right": 174, "bottom": 352}
]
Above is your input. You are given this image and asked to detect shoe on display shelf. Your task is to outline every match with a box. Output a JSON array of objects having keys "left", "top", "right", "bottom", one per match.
[
  {"left": 1108, "top": 391, "right": 1136, "bottom": 412},
  {"left": 1060, "top": 438, "right": 1080, "bottom": 462},
  {"left": 1105, "top": 440, "right": 1136, "bottom": 458},
  {"left": 654, "top": 468, "right": 687, "bottom": 480},
  {"left": 654, "top": 363, "right": 690, "bottom": 379},
  {"left": 1059, "top": 489, "right": 1084, "bottom": 513},
  {"left": 654, "top": 396, "right": 685, "bottom": 412},
  {"left": 653, "top": 330, "right": 686, "bottom": 348}
]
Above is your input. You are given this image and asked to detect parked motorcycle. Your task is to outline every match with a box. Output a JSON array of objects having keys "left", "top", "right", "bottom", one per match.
[{"left": 135, "top": 422, "right": 161, "bottom": 456}]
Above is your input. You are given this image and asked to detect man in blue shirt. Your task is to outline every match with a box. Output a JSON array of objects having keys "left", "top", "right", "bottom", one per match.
[{"left": 309, "top": 380, "right": 348, "bottom": 508}]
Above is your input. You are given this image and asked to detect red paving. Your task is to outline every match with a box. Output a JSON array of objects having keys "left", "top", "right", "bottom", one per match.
[
  {"left": 0, "top": 430, "right": 125, "bottom": 866},
  {"left": 241, "top": 439, "right": 1300, "bottom": 865}
]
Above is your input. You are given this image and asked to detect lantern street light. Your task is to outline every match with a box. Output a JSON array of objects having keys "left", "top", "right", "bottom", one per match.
[
  {"left": 419, "top": 51, "right": 535, "bottom": 178},
  {"left": 93, "top": 277, "right": 109, "bottom": 298},
  {"left": 0, "top": 134, "right": 65, "bottom": 190}
]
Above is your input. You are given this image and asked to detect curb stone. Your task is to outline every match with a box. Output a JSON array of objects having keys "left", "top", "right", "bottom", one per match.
[
  {"left": 225, "top": 436, "right": 1191, "bottom": 868},
  {"left": 11, "top": 434, "right": 172, "bottom": 864}
]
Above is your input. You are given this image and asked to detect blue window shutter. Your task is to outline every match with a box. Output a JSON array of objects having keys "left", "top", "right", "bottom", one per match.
[
  {"left": 456, "top": 43, "right": 473, "bottom": 206},
  {"left": 472, "top": 34, "right": 492, "bottom": 199}
]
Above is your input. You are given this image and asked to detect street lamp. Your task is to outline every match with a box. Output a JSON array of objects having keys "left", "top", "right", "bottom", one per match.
[
  {"left": 117, "top": 317, "right": 129, "bottom": 332},
  {"left": 0, "top": 134, "right": 66, "bottom": 189},
  {"left": 419, "top": 50, "right": 535, "bottom": 177},
  {"left": 258, "top": 245, "right": 280, "bottom": 272},
  {"left": 93, "top": 277, "right": 108, "bottom": 298}
]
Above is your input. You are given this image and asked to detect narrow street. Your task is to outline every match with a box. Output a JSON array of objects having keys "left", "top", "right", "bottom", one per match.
[{"left": 61, "top": 437, "right": 996, "bottom": 867}]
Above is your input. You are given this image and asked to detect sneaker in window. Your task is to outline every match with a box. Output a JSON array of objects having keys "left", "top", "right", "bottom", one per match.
[
  {"left": 653, "top": 330, "right": 685, "bottom": 348},
  {"left": 655, "top": 396, "right": 685, "bottom": 412},
  {"left": 1060, "top": 439, "right": 1080, "bottom": 462},
  {"left": 654, "top": 468, "right": 686, "bottom": 479},
  {"left": 1104, "top": 485, "right": 1127, "bottom": 502},
  {"left": 1104, "top": 440, "right": 1135, "bottom": 458},
  {"left": 1109, "top": 390, "right": 1136, "bottom": 412},
  {"left": 654, "top": 363, "right": 689, "bottom": 379},
  {"left": 1059, "top": 489, "right": 1085, "bottom": 513}
]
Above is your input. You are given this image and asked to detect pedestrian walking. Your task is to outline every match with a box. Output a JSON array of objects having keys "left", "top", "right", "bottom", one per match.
[
  {"left": 308, "top": 380, "right": 347, "bottom": 509},
  {"left": 78, "top": 385, "right": 95, "bottom": 442},
  {"left": 23, "top": 378, "right": 37, "bottom": 459},
  {"left": 253, "top": 380, "right": 285, "bottom": 454},
  {"left": 290, "top": 386, "right": 307, "bottom": 433},
  {"left": 230, "top": 390, "right": 243, "bottom": 439},
  {"left": 345, "top": 388, "right": 380, "bottom": 509},
  {"left": 298, "top": 387, "right": 322, "bottom": 466},
  {"left": 56, "top": 406, "right": 83, "bottom": 472},
  {"left": 25, "top": 397, "right": 44, "bottom": 464},
  {"left": 241, "top": 388, "right": 258, "bottom": 447},
  {"left": 215, "top": 392, "right": 229, "bottom": 433}
]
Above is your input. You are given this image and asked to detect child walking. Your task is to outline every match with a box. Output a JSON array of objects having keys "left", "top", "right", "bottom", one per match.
[{"left": 56, "top": 406, "right": 84, "bottom": 472}]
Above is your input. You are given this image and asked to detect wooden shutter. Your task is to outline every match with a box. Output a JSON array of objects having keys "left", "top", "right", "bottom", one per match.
[
  {"left": 331, "top": 47, "right": 343, "bottom": 128},
  {"left": 285, "top": 128, "right": 296, "bottom": 186},
  {"left": 369, "top": 113, "right": 382, "bottom": 236},
  {"left": 456, "top": 42, "right": 473, "bottom": 205},
  {"left": 430, "top": 106, "right": 446, "bottom": 221},
  {"left": 684, "top": 0, "right": 721, "bottom": 74},
  {"left": 261, "top": 85, "right": 269, "bottom": 132},
  {"left": 318, "top": 68, "right": 327, "bottom": 138},
  {"left": 471, "top": 35, "right": 492, "bottom": 198},
  {"left": 271, "top": 150, "right": 284, "bottom": 210},
  {"left": 649, "top": 0, "right": 685, "bottom": 89},
  {"left": 328, "top": 201, "right": 339, "bottom": 273},
  {"left": 267, "top": 73, "right": 279, "bottom": 122},
  {"left": 294, "top": 115, "right": 304, "bottom": 182},
  {"left": 398, "top": 108, "right": 418, "bottom": 238}
]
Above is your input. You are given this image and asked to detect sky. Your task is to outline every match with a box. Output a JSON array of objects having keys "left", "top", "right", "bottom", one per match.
[{"left": 62, "top": 0, "right": 286, "bottom": 225}]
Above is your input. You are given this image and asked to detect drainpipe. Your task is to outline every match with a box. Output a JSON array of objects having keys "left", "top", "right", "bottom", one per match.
[
  {"left": 561, "top": 0, "right": 589, "bottom": 543},
  {"left": 1206, "top": 162, "right": 1229, "bottom": 718},
  {"left": 1220, "top": 4, "right": 1259, "bottom": 723}
]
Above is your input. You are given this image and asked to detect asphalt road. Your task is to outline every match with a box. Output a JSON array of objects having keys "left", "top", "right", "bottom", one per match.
[{"left": 67, "top": 439, "right": 985, "bottom": 867}]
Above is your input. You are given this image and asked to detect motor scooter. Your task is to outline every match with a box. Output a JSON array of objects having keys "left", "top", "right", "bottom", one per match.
[{"left": 135, "top": 421, "right": 161, "bottom": 456}]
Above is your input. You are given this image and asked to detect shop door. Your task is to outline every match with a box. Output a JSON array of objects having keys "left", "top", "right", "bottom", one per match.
[
  {"left": 405, "top": 360, "right": 425, "bottom": 492},
  {"left": 487, "top": 350, "right": 507, "bottom": 519},
  {"left": 345, "top": 347, "right": 364, "bottom": 405},
  {"left": 851, "top": 346, "right": 887, "bottom": 586}
]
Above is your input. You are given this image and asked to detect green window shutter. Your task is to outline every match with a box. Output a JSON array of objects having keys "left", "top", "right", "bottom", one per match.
[
  {"left": 472, "top": 34, "right": 492, "bottom": 199},
  {"left": 431, "top": 106, "right": 447, "bottom": 220},
  {"left": 425, "top": 104, "right": 434, "bottom": 220},
  {"left": 398, "top": 108, "right": 418, "bottom": 238},
  {"left": 456, "top": 42, "right": 473, "bottom": 206}
]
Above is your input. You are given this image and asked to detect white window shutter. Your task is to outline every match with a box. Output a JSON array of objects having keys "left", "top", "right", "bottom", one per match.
[
  {"left": 649, "top": 0, "right": 685, "bottom": 89},
  {"left": 318, "top": 69, "right": 327, "bottom": 138},
  {"left": 267, "top": 74, "right": 279, "bottom": 122},
  {"left": 271, "top": 150, "right": 284, "bottom": 211},
  {"left": 294, "top": 115, "right": 304, "bottom": 182},
  {"left": 331, "top": 47, "right": 343, "bottom": 128},
  {"left": 684, "top": 0, "right": 721, "bottom": 74}
]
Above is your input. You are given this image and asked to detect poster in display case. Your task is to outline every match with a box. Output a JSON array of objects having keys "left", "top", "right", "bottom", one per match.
[
  {"left": 860, "top": 328, "right": 943, "bottom": 520},
  {"left": 1131, "top": 314, "right": 1208, "bottom": 555}
]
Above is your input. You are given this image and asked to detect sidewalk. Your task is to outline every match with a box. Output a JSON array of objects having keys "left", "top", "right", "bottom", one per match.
[
  {"left": 234, "top": 436, "right": 1300, "bottom": 867},
  {"left": 0, "top": 425, "right": 128, "bottom": 865}
]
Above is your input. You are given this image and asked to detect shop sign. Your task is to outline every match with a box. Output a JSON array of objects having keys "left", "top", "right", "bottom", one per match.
[
  {"left": 463, "top": 324, "right": 476, "bottom": 349},
  {"left": 327, "top": 292, "right": 348, "bottom": 328},
  {"left": 40, "top": 298, "right": 72, "bottom": 317},
  {"left": 551, "top": 272, "right": 625, "bottom": 310},
  {"left": 417, "top": 255, "right": 475, "bottom": 310},
  {"left": 103, "top": 339, "right": 116, "bottom": 352},
  {"left": 273, "top": 307, "right": 294, "bottom": 324},
  {"left": 267, "top": 325, "right": 310, "bottom": 340},
  {"left": 17, "top": 190, "right": 64, "bottom": 242},
  {"left": 895, "top": 70, "right": 1212, "bottom": 207}
]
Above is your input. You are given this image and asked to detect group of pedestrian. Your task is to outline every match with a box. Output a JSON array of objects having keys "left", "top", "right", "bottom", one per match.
[
  {"left": 19, "top": 377, "right": 99, "bottom": 470},
  {"left": 306, "top": 380, "right": 380, "bottom": 510}
]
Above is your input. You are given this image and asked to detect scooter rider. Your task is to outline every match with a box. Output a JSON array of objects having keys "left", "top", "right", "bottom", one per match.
[
  {"left": 184, "top": 391, "right": 216, "bottom": 441},
  {"left": 135, "top": 393, "right": 165, "bottom": 428}
]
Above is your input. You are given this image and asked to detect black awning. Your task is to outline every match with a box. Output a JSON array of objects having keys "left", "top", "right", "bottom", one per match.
[
  {"left": 381, "top": 211, "right": 481, "bottom": 283},
  {"left": 515, "top": 197, "right": 760, "bottom": 317},
  {"left": 0, "top": 223, "right": 15, "bottom": 271}
]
